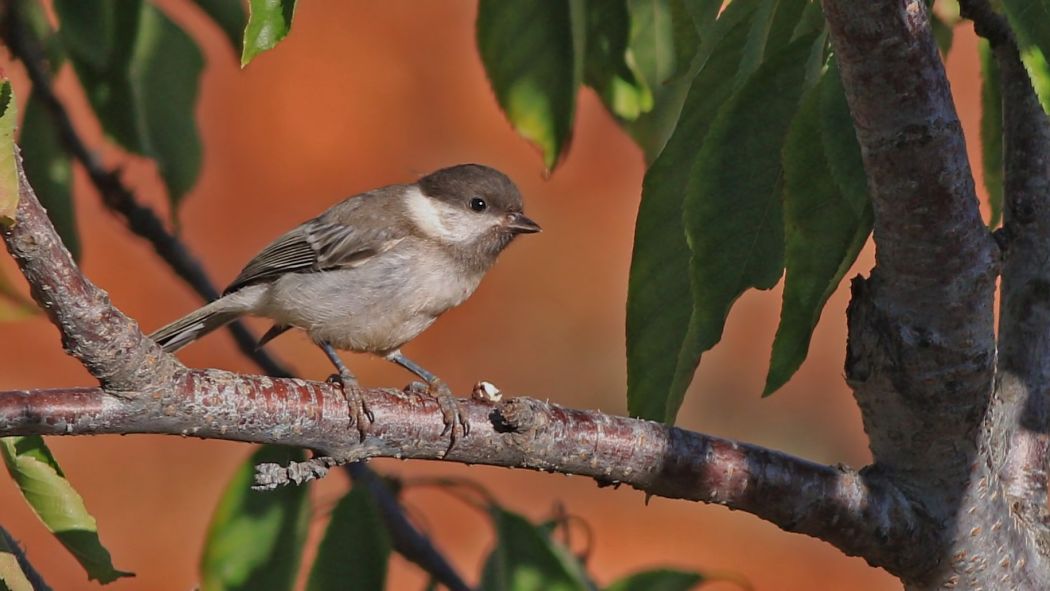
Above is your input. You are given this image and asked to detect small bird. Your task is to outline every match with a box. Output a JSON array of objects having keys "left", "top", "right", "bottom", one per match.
[{"left": 150, "top": 163, "right": 540, "bottom": 438}]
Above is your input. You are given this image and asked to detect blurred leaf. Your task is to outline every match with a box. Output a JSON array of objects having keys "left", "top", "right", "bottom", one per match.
[
  {"left": 477, "top": 0, "right": 579, "bottom": 171},
  {"left": 192, "top": 0, "right": 248, "bottom": 55},
  {"left": 480, "top": 507, "right": 593, "bottom": 591},
  {"left": 128, "top": 5, "right": 204, "bottom": 208},
  {"left": 200, "top": 445, "right": 310, "bottom": 591},
  {"left": 764, "top": 65, "right": 873, "bottom": 395},
  {"left": 305, "top": 485, "right": 391, "bottom": 591},
  {"left": 628, "top": 0, "right": 676, "bottom": 87},
  {"left": 626, "top": 3, "right": 757, "bottom": 421},
  {"left": 56, "top": 2, "right": 204, "bottom": 210},
  {"left": 672, "top": 33, "right": 818, "bottom": 416},
  {"left": 1003, "top": 0, "right": 1050, "bottom": 69},
  {"left": 979, "top": 40, "right": 1004, "bottom": 227},
  {"left": 0, "top": 81, "right": 18, "bottom": 224},
  {"left": 583, "top": 1, "right": 652, "bottom": 121},
  {"left": 931, "top": 13, "right": 954, "bottom": 56},
  {"left": 21, "top": 94, "right": 78, "bottom": 260},
  {"left": 18, "top": 0, "right": 65, "bottom": 71},
  {"left": 0, "top": 436, "right": 132, "bottom": 583},
  {"left": 242, "top": 0, "right": 297, "bottom": 67},
  {"left": 0, "top": 528, "right": 33, "bottom": 591},
  {"left": 605, "top": 568, "right": 704, "bottom": 591}
]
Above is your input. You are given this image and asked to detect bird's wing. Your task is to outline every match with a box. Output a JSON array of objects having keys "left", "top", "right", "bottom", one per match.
[{"left": 223, "top": 195, "right": 406, "bottom": 294}]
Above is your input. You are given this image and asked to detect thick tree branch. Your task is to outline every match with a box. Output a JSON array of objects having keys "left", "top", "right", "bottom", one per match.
[
  {"left": 0, "top": 3, "right": 293, "bottom": 379},
  {"left": 961, "top": 0, "right": 1050, "bottom": 559},
  {"left": 0, "top": 380, "right": 925, "bottom": 572}
]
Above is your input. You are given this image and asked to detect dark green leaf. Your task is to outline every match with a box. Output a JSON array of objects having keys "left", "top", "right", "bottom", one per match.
[
  {"left": 242, "top": 0, "right": 297, "bottom": 67},
  {"left": 305, "top": 486, "right": 391, "bottom": 591},
  {"left": 200, "top": 445, "right": 310, "bottom": 591},
  {"left": 979, "top": 40, "right": 1004, "bottom": 227},
  {"left": 673, "top": 33, "right": 818, "bottom": 415},
  {"left": 1003, "top": 0, "right": 1050, "bottom": 65},
  {"left": 192, "top": 0, "right": 248, "bottom": 55},
  {"left": 480, "top": 507, "right": 592, "bottom": 591},
  {"left": 477, "top": 0, "right": 579, "bottom": 171},
  {"left": 931, "top": 13, "right": 954, "bottom": 56},
  {"left": 128, "top": 5, "right": 204, "bottom": 208},
  {"left": 18, "top": 0, "right": 65, "bottom": 71},
  {"left": 605, "top": 568, "right": 703, "bottom": 591},
  {"left": 764, "top": 65, "right": 872, "bottom": 395},
  {"left": 53, "top": 0, "right": 116, "bottom": 69},
  {"left": 626, "top": 4, "right": 757, "bottom": 421},
  {"left": 739, "top": 0, "right": 807, "bottom": 89},
  {"left": 584, "top": 1, "right": 652, "bottom": 121},
  {"left": 0, "top": 436, "right": 132, "bottom": 583},
  {"left": 21, "top": 94, "right": 78, "bottom": 260}
]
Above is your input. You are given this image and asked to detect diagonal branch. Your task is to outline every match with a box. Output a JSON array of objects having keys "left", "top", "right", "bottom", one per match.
[{"left": 0, "top": 2, "right": 293, "bottom": 379}]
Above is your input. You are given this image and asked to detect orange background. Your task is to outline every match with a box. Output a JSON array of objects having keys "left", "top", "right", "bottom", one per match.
[{"left": 0, "top": 3, "right": 991, "bottom": 590}]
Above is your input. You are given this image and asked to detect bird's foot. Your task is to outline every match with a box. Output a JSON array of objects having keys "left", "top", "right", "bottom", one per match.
[
  {"left": 327, "top": 372, "right": 374, "bottom": 442},
  {"left": 403, "top": 378, "right": 470, "bottom": 444}
]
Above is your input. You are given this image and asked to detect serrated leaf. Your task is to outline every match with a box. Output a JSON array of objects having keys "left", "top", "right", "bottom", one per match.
[
  {"left": 764, "top": 65, "right": 873, "bottom": 395},
  {"left": 480, "top": 507, "right": 593, "bottom": 591},
  {"left": 477, "top": 0, "right": 579, "bottom": 171},
  {"left": 200, "top": 445, "right": 310, "bottom": 591},
  {"left": 21, "top": 94, "right": 78, "bottom": 260},
  {"left": 0, "top": 81, "right": 18, "bottom": 224},
  {"left": 0, "top": 436, "right": 132, "bottom": 583},
  {"left": 979, "top": 39, "right": 1004, "bottom": 227},
  {"left": 584, "top": 1, "right": 652, "bottom": 121},
  {"left": 305, "top": 486, "right": 391, "bottom": 591},
  {"left": 242, "top": 0, "right": 297, "bottom": 67},
  {"left": 626, "top": 3, "right": 757, "bottom": 421},
  {"left": 0, "top": 528, "right": 34, "bottom": 591},
  {"left": 605, "top": 568, "right": 704, "bottom": 591},
  {"left": 671, "top": 33, "right": 818, "bottom": 416},
  {"left": 1003, "top": 0, "right": 1050, "bottom": 68},
  {"left": 192, "top": 0, "right": 247, "bottom": 56}
]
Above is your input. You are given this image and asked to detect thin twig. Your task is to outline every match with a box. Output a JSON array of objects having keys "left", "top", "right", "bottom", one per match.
[
  {"left": 0, "top": 526, "right": 53, "bottom": 591},
  {"left": 1, "top": 2, "right": 293, "bottom": 378}
]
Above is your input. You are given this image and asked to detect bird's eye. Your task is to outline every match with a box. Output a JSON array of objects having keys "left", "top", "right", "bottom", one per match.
[{"left": 469, "top": 197, "right": 487, "bottom": 212}]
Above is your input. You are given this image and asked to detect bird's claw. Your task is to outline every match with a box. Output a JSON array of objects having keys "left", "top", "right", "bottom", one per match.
[
  {"left": 403, "top": 378, "right": 469, "bottom": 444},
  {"left": 328, "top": 373, "right": 373, "bottom": 441}
]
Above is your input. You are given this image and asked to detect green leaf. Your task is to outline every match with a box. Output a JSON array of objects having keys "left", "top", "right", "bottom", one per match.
[
  {"left": 477, "top": 0, "right": 579, "bottom": 171},
  {"left": 673, "top": 33, "right": 819, "bottom": 415},
  {"left": 0, "top": 436, "right": 132, "bottom": 583},
  {"left": 0, "top": 528, "right": 34, "bottom": 591},
  {"left": 56, "top": 1, "right": 204, "bottom": 211},
  {"left": 192, "top": 0, "right": 248, "bottom": 55},
  {"left": 480, "top": 507, "right": 592, "bottom": 591},
  {"left": 605, "top": 568, "right": 704, "bottom": 591},
  {"left": 18, "top": 0, "right": 65, "bottom": 72},
  {"left": 583, "top": 1, "right": 652, "bottom": 121},
  {"left": 764, "top": 64, "right": 873, "bottom": 395},
  {"left": 242, "top": 0, "right": 297, "bottom": 67},
  {"left": 0, "top": 81, "right": 18, "bottom": 224},
  {"left": 626, "top": 2, "right": 757, "bottom": 421},
  {"left": 738, "top": 0, "right": 807, "bottom": 89},
  {"left": 931, "top": 13, "right": 954, "bottom": 56},
  {"left": 200, "top": 445, "right": 310, "bottom": 591},
  {"left": 21, "top": 94, "right": 79, "bottom": 260},
  {"left": 305, "top": 486, "right": 391, "bottom": 591},
  {"left": 1003, "top": 0, "right": 1050, "bottom": 69},
  {"left": 979, "top": 39, "right": 1004, "bottom": 227}
]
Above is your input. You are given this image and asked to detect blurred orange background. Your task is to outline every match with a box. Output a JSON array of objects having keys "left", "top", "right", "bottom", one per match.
[{"left": 0, "top": 2, "right": 992, "bottom": 590}]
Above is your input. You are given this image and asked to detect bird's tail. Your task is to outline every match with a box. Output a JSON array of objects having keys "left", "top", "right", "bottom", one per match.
[{"left": 150, "top": 288, "right": 261, "bottom": 353}]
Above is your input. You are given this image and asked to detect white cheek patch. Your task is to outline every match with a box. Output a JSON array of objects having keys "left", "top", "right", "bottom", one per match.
[{"left": 405, "top": 186, "right": 500, "bottom": 244}]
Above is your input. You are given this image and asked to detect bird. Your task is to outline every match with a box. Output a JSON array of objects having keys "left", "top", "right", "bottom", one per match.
[{"left": 149, "top": 163, "right": 541, "bottom": 439}]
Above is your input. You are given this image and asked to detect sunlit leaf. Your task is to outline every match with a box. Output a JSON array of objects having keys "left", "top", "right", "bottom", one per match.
[
  {"left": 192, "top": 0, "right": 248, "bottom": 55},
  {"left": 242, "top": 0, "right": 297, "bottom": 67},
  {"left": 672, "top": 33, "right": 818, "bottom": 415},
  {"left": 584, "top": 1, "right": 652, "bottom": 121},
  {"left": 764, "top": 65, "right": 872, "bottom": 395},
  {"left": 21, "top": 94, "right": 78, "bottom": 260},
  {"left": 605, "top": 568, "right": 704, "bottom": 591},
  {"left": 979, "top": 39, "right": 1004, "bottom": 227},
  {"left": 0, "top": 436, "right": 132, "bottom": 583},
  {"left": 200, "top": 445, "right": 310, "bottom": 591},
  {"left": 0, "top": 81, "right": 18, "bottom": 224},
  {"left": 305, "top": 486, "right": 391, "bottom": 591},
  {"left": 480, "top": 507, "right": 592, "bottom": 591},
  {"left": 0, "top": 528, "right": 33, "bottom": 591},
  {"left": 477, "top": 0, "right": 579, "bottom": 171},
  {"left": 626, "top": 2, "right": 757, "bottom": 421}
]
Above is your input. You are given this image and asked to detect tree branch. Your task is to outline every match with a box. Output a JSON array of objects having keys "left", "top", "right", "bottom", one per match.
[
  {"left": 0, "top": 380, "right": 925, "bottom": 573},
  {"left": 0, "top": 526, "right": 52, "bottom": 591},
  {"left": 0, "top": 2, "right": 293, "bottom": 379}
]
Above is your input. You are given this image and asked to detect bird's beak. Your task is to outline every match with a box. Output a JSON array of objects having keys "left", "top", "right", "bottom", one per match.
[{"left": 505, "top": 212, "right": 542, "bottom": 234}]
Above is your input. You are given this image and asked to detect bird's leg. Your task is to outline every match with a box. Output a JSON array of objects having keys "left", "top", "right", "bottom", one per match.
[
  {"left": 386, "top": 350, "right": 469, "bottom": 440},
  {"left": 320, "top": 342, "right": 373, "bottom": 441}
]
